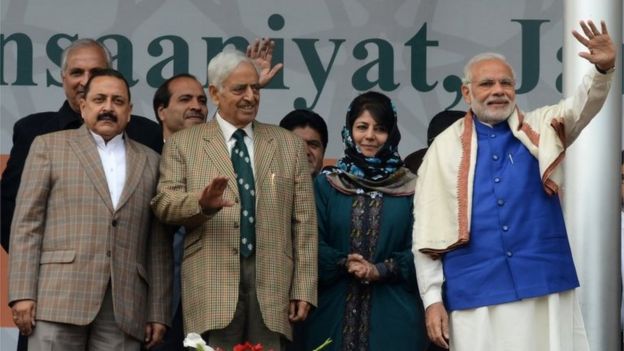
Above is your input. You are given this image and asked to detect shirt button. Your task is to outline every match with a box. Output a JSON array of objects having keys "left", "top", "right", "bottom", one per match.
[
  {"left": 497, "top": 199, "right": 505, "bottom": 206},
  {"left": 506, "top": 251, "right": 513, "bottom": 257},
  {"left": 234, "top": 222, "right": 239, "bottom": 228},
  {"left": 234, "top": 197, "right": 239, "bottom": 203},
  {"left": 490, "top": 134, "right": 496, "bottom": 138},
  {"left": 111, "top": 219, "right": 118, "bottom": 227},
  {"left": 494, "top": 177, "right": 501, "bottom": 183},
  {"left": 492, "top": 154, "right": 499, "bottom": 161},
  {"left": 231, "top": 248, "right": 238, "bottom": 255},
  {"left": 502, "top": 225, "right": 509, "bottom": 232},
  {"left": 106, "top": 250, "right": 111, "bottom": 257}
]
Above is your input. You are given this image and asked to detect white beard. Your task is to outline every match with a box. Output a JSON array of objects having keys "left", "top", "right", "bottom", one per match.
[{"left": 470, "top": 94, "right": 515, "bottom": 125}]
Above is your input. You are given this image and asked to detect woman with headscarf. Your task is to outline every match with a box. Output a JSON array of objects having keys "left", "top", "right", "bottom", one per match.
[{"left": 301, "top": 91, "right": 427, "bottom": 350}]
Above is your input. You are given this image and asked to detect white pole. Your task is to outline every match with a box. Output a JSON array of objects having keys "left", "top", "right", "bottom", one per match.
[{"left": 563, "top": 1, "right": 622, "bottom": 350}]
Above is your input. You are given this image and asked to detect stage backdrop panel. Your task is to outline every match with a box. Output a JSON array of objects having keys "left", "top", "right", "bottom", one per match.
[{"left": 2, "top": 1, "right": 623, "bottom": 350}]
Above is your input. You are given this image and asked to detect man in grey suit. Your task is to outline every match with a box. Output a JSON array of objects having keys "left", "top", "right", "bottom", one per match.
[{"left": 8, "top": 68, "right": 172, "bottom": 351}]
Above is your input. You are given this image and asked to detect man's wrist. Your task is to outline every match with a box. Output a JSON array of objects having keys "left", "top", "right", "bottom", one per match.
[
  {"left": 197, "top": 195, "right": 220, "bottom": 216},
  {"left": 596, "top": 64, "right": 615, "bottom": 74}
]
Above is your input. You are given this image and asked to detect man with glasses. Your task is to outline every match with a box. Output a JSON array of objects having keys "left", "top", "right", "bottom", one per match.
[{"left": 413, "top": 20, "right": 616, "bottom": 351}]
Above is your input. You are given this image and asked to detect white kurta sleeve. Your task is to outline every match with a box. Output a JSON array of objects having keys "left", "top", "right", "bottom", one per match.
[{"left": 415, "top": 251, "right": 444, "bottom": 309}]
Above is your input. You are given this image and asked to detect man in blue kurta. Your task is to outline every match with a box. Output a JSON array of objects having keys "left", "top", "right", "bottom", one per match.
[{"left": 412, "top": 20, "right": 615, "bottom": 350}]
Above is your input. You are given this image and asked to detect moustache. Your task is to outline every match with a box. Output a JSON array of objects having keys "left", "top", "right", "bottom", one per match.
[
  {"left": 485, "top": 97, "right": 511, "bottom": 105},
  {"left": 97, "top": 112, "right": 118, "bottom": 122},
  {"left": 184, "top": 112, "right": 206, "bottom": 120}
]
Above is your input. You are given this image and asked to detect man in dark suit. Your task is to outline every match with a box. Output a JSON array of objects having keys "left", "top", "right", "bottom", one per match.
[
  {"left": 403, "top": 110, "right": 465, "bottom": 174},
  {"left": 279, "top": 109, "right": 328, "bottom": 177},
  {"left": 151, "top": 73, "right": 209, "bottom": 351},
  {"left": 0, "top": 38, "right": 162, "bottom": 259}
]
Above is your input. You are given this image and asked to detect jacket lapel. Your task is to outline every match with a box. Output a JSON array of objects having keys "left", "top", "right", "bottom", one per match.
[
  {"left": 116, "top": 137, "right": 147, "bottom": 212},
  {"left": 69, "top": 125, "right": 115, "bottom": 213},
  {"left": 202, "top": 121, "right": 238, "bottom": 191},
  {"left": 253, "top": 122, "right": 276, "bottom": 187}
]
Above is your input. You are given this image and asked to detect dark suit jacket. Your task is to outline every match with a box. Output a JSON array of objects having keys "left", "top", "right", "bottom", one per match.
[{"left": 1, "top": 101, "right": 163, "bottom": 251}]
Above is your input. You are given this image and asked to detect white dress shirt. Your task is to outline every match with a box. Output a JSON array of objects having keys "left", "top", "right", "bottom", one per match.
[
  {"left": 215, "top": 112, "right": 255, "bottom": 176},
  {"left": 90, "top": 131, "right": 127, "bottom": 209}
]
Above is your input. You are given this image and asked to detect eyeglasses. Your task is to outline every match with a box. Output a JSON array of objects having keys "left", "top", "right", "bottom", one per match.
[{"left": 466, "top": 78, "right": 515, "bottom": 89}]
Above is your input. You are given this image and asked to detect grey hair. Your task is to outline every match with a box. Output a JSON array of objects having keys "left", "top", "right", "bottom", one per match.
[
  {"left": 60, "top": 38, "right": 111, "bottom": 74},
  {"left": 462, "top": 52, "right": 516, "bottom": 85},
  {"left": 207, "top": 48, "right": 258, "bottom": 90}
]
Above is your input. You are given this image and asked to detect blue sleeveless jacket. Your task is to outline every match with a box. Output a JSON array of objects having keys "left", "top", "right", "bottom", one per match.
[{"left": 443, "top": 119, "right": 579, "bottom": 311}]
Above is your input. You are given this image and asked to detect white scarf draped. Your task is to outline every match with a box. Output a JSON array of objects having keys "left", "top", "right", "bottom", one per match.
[{"left": 412, "top": 69, "right": 613, "bottom": 258}]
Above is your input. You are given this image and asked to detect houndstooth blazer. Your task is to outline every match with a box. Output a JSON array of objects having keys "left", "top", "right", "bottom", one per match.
[
  {"left": 151, "top": 119, "right": 318, "bottom": 340},
  {"left": 8, "top": 125, "right": 172, "bottom": 340}
]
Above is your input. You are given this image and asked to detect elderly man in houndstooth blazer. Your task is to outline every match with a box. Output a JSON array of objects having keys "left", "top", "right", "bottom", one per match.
[
  {"left": 151, "top": 49, "right": 317, "bottom": 351},
  {"left": 8, "top": 68, "right": 172, "bottom": 351}
]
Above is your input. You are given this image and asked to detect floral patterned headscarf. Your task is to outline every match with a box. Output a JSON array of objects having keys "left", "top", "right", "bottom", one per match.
[{"left": 336, "top": 91, "right": 403, "bottom": 181}]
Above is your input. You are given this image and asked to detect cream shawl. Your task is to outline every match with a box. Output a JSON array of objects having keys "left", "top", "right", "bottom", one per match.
[{"left": 413, "top": 69, "right": 613, "bottom": 258}]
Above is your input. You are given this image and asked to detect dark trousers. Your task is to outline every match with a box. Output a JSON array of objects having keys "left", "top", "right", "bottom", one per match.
[
  {"left": 285, "top": 323, "right": 305, "bottom": 351},
  {"left": 152, "top": 301, "right": 185, "bottom": 351},
  {"left": 17, "top": 334, "right": 27, "bottom": 351}
]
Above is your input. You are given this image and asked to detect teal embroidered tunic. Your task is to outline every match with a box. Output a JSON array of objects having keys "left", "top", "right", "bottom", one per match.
[{"left": 301, "top": 175, "right": 427, "bottom": 351}]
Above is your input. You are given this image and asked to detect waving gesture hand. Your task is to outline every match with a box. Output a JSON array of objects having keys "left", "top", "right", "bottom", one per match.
[
  {"left": 198, "top": 176, "right": 234, "bottom": 214},
  {"left": 572, "top": 20, "right": 616, "bottom": 72},
  {"left": 247, "top": 37, "right": 284, "bottom": 88}
]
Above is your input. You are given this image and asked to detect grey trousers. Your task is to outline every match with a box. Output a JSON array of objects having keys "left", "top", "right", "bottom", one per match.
[{"left": 28, "top": 283, "right": 140, "bottom": 351}]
